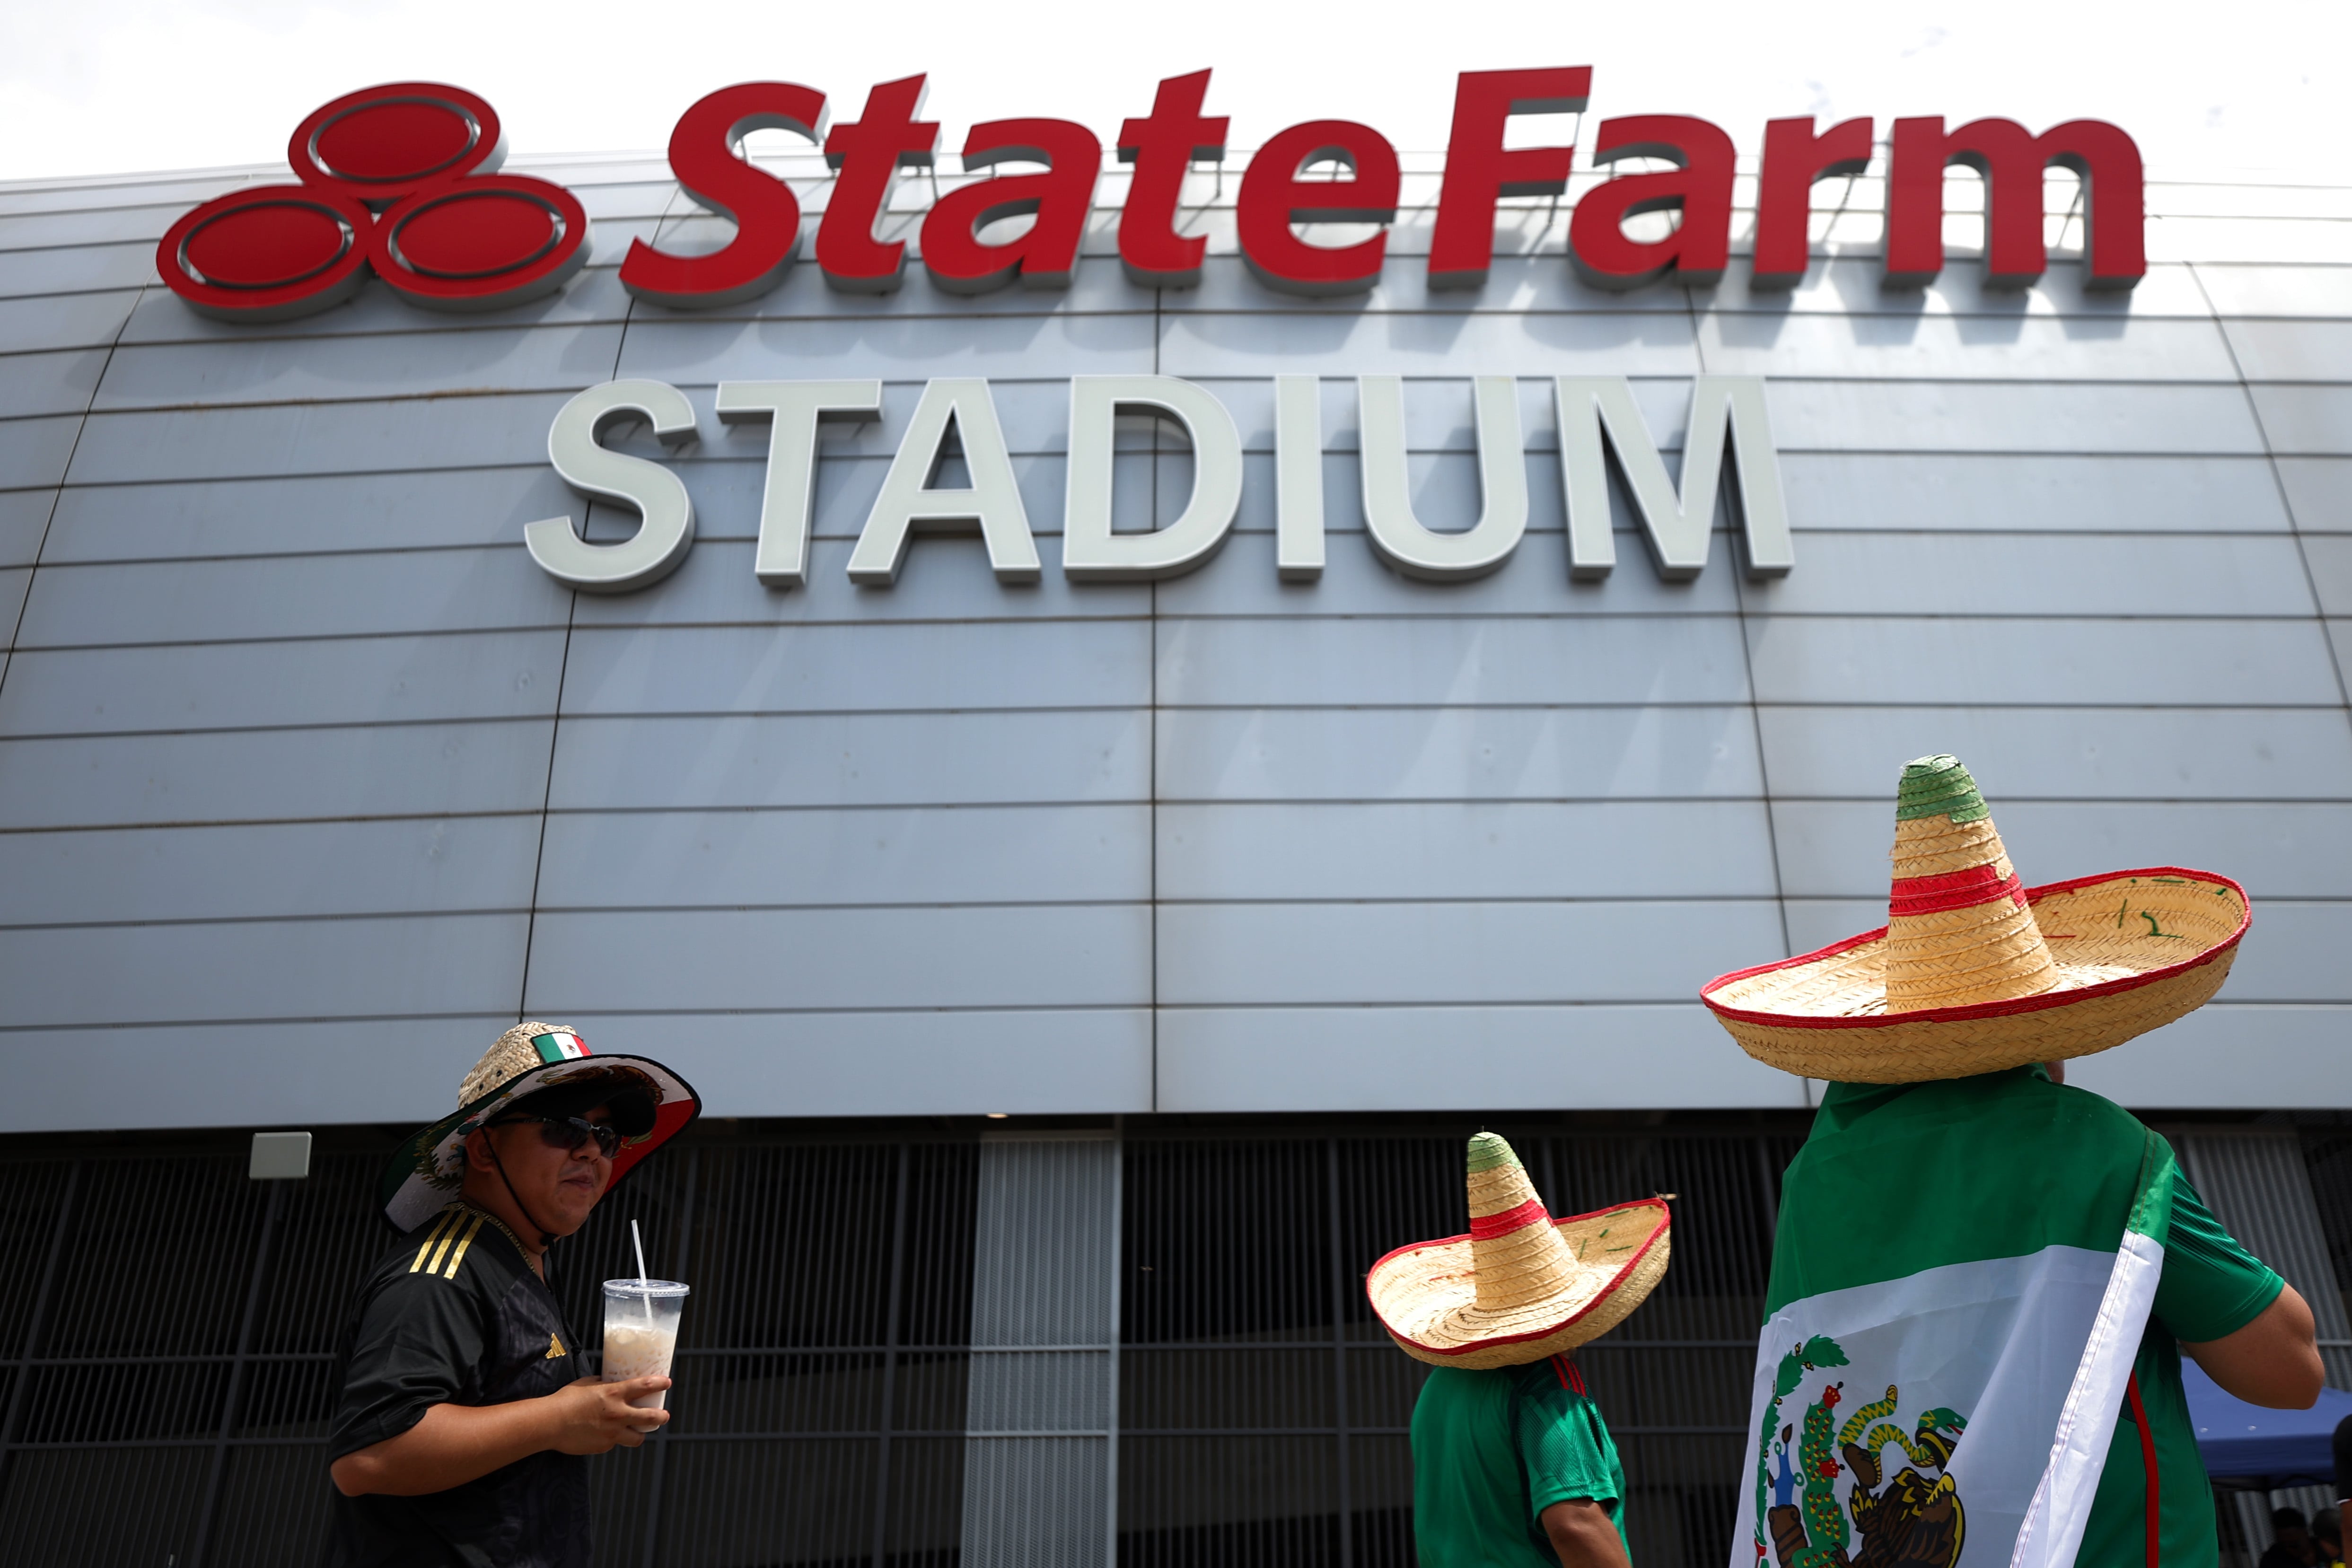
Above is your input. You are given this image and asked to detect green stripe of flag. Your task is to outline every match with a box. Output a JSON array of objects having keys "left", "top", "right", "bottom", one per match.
[{"left": 1765, "top": 1068, "right": 2156, "bottom": 1315}]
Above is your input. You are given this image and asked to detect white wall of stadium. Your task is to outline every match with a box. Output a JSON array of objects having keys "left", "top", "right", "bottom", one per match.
[{"left": 4, "top": 76, "right": 2351, "bottom": 1133}]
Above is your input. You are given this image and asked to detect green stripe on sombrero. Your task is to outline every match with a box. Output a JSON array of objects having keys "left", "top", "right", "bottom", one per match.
[
  {"left": 1466, "top": 1132, "right": 1520, "bottom": 1174},
  {"left": 1894, "top": 754, "right": 1991, "bottom": 824}
]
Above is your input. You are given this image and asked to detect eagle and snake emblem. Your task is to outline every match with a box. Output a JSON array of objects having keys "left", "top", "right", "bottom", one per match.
[{"left": 1754, "top": 1336, "right": 1969, "bottom": 1568}]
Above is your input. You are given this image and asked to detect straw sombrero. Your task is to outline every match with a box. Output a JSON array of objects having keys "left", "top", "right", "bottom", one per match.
[
  {"left": 379, "top": 1022, "right": 699, "bottom": 1231},
  {"left": 1366, "top": 1133, "right": 1670, "bottom": 1370},
  {"left": 1702, "top": 755, "right": 2249, "bottom": 1084}
]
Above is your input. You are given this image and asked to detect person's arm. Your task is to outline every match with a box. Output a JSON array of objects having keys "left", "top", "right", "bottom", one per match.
[
  {"left": 1515, "top": 1369, "right": 1632, "bottom": 1568},
  {"left": 2183, "top": 1283, "right": 2323, "bottom": 1410},
  {"left": 1541, "top": 1498, "right": 1632, "bottom": 1568},
  {"left": 2155, "top": 1162, "right": 2324, "bottom": 1411},
  {"left": 330, "top": 1375, "right": 671, "bottom": 1496}
]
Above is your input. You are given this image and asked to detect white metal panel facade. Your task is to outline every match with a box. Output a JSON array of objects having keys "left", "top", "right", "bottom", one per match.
[{"left": 0, "top": 152, "right": 2347, "bottom": 1129}]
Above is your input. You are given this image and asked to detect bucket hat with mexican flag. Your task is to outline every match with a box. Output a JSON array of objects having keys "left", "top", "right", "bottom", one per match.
[
  {"left": 1366, "top": 1133, "right": 1670, "bottom": 1370},
  {"left": 378, "top": 1022, "right": 699, "bottom": 1232},
  {"left": 1700, "top": 754, "right": 2249, "bottom": 1084}
]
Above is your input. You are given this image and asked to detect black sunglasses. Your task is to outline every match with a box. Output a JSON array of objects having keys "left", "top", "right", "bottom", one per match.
[{"left": 491, "top": 1114, "right": 622, "bottom": 1159}]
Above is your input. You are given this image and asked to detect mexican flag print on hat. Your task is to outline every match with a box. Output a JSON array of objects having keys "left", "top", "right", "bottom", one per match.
[
  {"left": 1701, "top": 755, "right": 2249, "bottom": 1083},
  {"left": 378, "top": 1021, "right": 699, "bottom": 1232},
  {"left": 1366, "top": 1133, "right": 1669, "bottom": 1370},
  {"left": 1733, "top": 1092, "right": 2180, "bottom": 1568}
]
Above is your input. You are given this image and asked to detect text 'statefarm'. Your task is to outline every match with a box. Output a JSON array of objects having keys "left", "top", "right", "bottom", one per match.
[{"left": 158, "top": 69, "right": 2146, "bottom": 322}]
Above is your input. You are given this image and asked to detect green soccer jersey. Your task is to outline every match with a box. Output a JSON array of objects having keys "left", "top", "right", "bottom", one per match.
[
  {"left": 1411, "top": 1355, "right": 1630, "bottom": 1568},
  {"left": 2080, "top": 1160, "right": 2286, "bottom": 1568},
  {"left": 1784, "top": 1068, "right": 2283, "bottom": 1568}
]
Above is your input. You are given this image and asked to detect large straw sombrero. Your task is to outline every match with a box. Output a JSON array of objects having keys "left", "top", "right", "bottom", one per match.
[
  {"left": 1702, "top": 755, "right": 2249, "bottom": 1084},
  {"left": 1367, "top": 1133, "right": 1670, "bottom": 1370},
  {"left": 379, "top": 1022, "right": 699, "bottom": 1230}
]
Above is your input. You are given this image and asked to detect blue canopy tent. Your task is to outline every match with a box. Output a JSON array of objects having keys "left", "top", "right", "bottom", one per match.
[{"left": 2186, "top": 1360, "right": 2352, "bottom": 1489}]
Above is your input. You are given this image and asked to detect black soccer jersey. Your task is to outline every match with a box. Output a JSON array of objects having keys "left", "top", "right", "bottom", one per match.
[{"left": 324, "top": 1204, "right": 592, "bottom": 1568}]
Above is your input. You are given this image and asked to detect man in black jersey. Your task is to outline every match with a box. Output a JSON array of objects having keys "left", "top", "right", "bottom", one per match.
[{"left": 325, "top": 1022, "right": 700, "bottom": 1568}]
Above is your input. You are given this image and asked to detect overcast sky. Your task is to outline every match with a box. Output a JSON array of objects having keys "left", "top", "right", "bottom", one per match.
[{"left": 3, "top": 0, "right": 2344, "bottom": 184}]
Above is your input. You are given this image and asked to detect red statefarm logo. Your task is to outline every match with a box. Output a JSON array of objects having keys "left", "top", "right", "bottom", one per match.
[
  {"left": 159, "top": 70, "right": 2147, "bottom": 324},
  {"left": 158, "top": 83, "right": 590, "bottom": 321}
]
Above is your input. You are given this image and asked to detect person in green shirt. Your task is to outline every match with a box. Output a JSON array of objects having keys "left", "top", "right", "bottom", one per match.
[
  {"left": 1701, "top": 754, "right": 2322, "bottom": 1568},
  {"left": 1412, "top": 1352, "right": 1632, "bottom": 1568},
  {"left": 1367, "top": 1133, "right": 1671, "bottom": 1568},
  {"left": 1789, "top": 1062, "right": 2320, "bottom": 1568}
]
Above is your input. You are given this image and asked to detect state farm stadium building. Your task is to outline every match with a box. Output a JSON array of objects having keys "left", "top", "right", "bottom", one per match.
[{"left": 0, "top": 78, "right": 2350, "bottom": 1568}]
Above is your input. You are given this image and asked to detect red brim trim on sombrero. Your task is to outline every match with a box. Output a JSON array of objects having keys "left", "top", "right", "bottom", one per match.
[
  {"left": 1701, "top": 867, "right": 2250, "bottom": 1031},
  {"left": 613, "top": 1090, "right": 699, "bottom": 1188},
  {"left": 1366, "top": 1198, "right": 1670, "bottom": 1359}
]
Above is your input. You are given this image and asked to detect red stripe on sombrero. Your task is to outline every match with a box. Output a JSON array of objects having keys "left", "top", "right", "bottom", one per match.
[
  {"left": 1469, "top": 1196, "right": 1549, "bottom": 1240},
  {"left": 1698, "top": 867, "right": 2250, "bottom": 1033},
  {"left": 1888, "top": 863, "right": 2025, "bottom": 917},
  {"left": 1365, "top": 1198, "right": 1672, "bottom": 1359}
]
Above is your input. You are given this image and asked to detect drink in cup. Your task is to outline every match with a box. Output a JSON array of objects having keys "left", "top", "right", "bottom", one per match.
[{"left": 602, "top": 1279, "right": 689, "bottom": 1431}]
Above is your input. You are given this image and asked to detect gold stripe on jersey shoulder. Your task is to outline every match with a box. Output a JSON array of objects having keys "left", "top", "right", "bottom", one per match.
[
  {"left": 409, "top": 1209, "right": 461, "bottom": 1274},
  {"left": 423, "top": 1211, "right": 467, "bottom": 1276},
  {"left": 440, "top": 1214, "right": 487, "bottom": 1279}
]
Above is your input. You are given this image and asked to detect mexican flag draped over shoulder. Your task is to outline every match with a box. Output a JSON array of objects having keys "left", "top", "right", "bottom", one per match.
[{"left": 1730, "top": 1078, "right": 2176, "bottom": 1568}]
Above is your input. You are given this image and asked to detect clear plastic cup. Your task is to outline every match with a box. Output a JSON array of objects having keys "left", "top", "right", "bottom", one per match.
[{"left": 602, "top": 1279, "right": 689, "bottom": 1431}]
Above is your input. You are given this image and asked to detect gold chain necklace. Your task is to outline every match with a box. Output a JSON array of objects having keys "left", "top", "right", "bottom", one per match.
[{"left": 448, "top": 1200, "right": 539, "bottom": 1270}]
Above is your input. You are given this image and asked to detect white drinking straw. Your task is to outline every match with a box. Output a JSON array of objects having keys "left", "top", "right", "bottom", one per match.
[{"left": 630, "top": 1219, "right": 653, "bottom": 1330}]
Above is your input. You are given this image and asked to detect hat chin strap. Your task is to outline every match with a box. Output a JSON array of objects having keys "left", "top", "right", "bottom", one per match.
[{"left": 483, "top": 1130, "right": 557, "bottom": 1251}]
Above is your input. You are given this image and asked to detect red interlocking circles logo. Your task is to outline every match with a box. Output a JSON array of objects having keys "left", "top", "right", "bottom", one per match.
[{"left": 159, "top": 83, "right": 590, "bottom": 321}]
